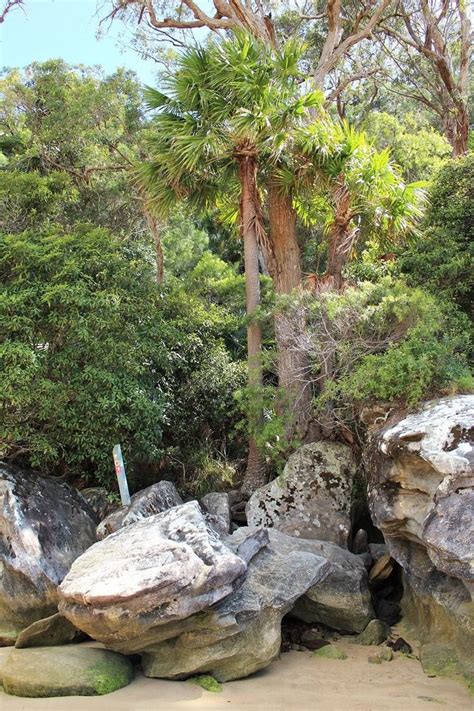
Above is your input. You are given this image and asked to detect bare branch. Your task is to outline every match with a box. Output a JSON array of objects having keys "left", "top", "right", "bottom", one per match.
[
  {"left": 0, "top": 0, "right": 24, "bottom": 23},
  {"left": 314, "top": 0, "right": 394, "bottom": 87}
]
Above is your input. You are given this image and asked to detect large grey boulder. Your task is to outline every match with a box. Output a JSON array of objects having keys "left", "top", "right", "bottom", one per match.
[
  {"left": 2, "top": 646, "right": 133, "bottom": 697},
  {"left": 246, "top": 441, "right": 357, "bottom": 546},
  {"left": 96, "top": 480, "right": 183, "bottom": 538},
  {"left": 0, "top": 464, "right": 97, "bottom": 643},
  {"left": 200, "top": 492, "right": 231, "bottom": 534},
  {"left": 59, "top": 501, "right": 257, "bottom": 650},
  {"left": 282, "top": 536, "right": 374, "bottom": 633},
  {"left": 140, "top": 528, "right": 330, "bottom": 681},
  {"left": 366, "top": 395, "right": 474, "bottom": 686}
]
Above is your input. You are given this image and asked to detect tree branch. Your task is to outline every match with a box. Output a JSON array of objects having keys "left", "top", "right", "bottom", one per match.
[{"left": 0, "top": 0, "right": 24, "bottom": 23}]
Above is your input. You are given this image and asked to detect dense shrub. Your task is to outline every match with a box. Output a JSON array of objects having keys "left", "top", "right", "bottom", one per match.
[
  {"left": 0, "top": 226, "right": 246, "bottom": 489},
  {"left": 399, "top": 154, "right": 474, "bottom": 315},
  {"left": 0, "top": 226, "right": 166, "bottom": 485},
  {"left": 283, "top": 278, "right": 472, "bottom": 434}
]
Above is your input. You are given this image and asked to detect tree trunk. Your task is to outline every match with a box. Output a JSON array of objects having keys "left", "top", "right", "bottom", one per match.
[
  {"left": 238, "top": 153, "right": 267, "bottom": 496},
  {"left": 325, "top": 221, "right": 350, "bottom": 290},
  {"left": 443, "top": 101, "right": 470, "bottom": 157},
  {"left": 267, "top": 179, "right": 313, "bottom": 441},
  {"left": 144, "top": 205, "right": 164, "bottom": 283}
]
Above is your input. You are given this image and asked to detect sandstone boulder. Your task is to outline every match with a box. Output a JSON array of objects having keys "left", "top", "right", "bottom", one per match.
[
  {"left": 96, "top": 480, "right": 183, "bottom": 538},
  {"left": 284, "top": 536, "right": 374, "bottom": 633},
  {"left": 140, "top": 528, "right": 330, "bottom": 681},
  {"left": 2, "top": 646, "right": 133, "bottom": 697},
  {"left": 0, "top": 464, "right": 97, "bottom": 643},
  {"left": 366, "top": 395, "right": 474, "bottom": 686},
  {"left": 15, "top": 613, "right": 80, "bottom": 649},
  {"left": 246, "top": 442, "right": 357, "bottom": 546},
  {"left": 59, "top": 501, "right": 257, "bottom": 651},
  {"left": 200, "top": 492, "right": 231, "bottom": 534}
]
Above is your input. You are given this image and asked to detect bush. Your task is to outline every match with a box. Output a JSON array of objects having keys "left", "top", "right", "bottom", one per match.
[
  {"left": 399, "top": 154, "right": 474, "bottom": 315},
  {"left": 283, "top": 278, "right": 472, "bottom": 434},
  {"left": 0, "top": 225, "right": 167, "bottom": 486}
]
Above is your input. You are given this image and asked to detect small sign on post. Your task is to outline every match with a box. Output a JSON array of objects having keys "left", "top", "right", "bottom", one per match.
[{"left": 112, "top": 444, "right": 131, "bottom": 507}]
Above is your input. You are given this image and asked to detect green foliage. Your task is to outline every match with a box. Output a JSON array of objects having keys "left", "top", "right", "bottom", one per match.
[
  {"left": 363, "top": 112, "right": 451, "bottom": 182},
  {"left": 293, "top": 121, "right": 426, "bottom": 258},
  {"left": 399, "top": 154, "right": 474, "bottom": 315},
  {"left": 296, "top": 278, "right": 472, "bottom": 432},
  {"left": 0, "top": 61, "right": 146, "bottom": 237},
  {"left": 234, "top": 383, "right": 300, "bottom": 472},
  {"left": 0, "top": 171, "right": 79, "bottom": 233},
  {"left": 0, "top": 226, "right": 165, "bottom": 485},
  {"left": 0, "top": 224, "right": 248, "bottom": 490},
  {"left": 140, "top": 32, "right": 324, "bottom": 215},
  {"left": 162, "top": 209, "right": 210, "bottom": 276}
]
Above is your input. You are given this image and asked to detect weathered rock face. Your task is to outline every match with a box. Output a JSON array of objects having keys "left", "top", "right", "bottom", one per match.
[
  {"left": 15, "top": 613, "right": 80, "bottom": 649},
  {"left": 366, "top": 395, "right": 474, "bottom": 685},
  {"left": 246, "top": 442, "right": 357, "bottom": 546},
  {"left": 1, "top": 646, "right": 134, "bottom": 697},
  {"left": 140, "top": 528, "right": 330, "bottom": 681},
  {"left": 96, "top": 480, "right": 183, "bottom": 539},
  {"left": 200, "top": 492, "right": 231, "bottom": 535},
  {"left": 0, "top": 464, "right": 97, "bottom": 641},
  {"left": 79, "top": 487, "right": 117, "bottom": 524},
  {"left": 59, "top": 501, "right": 254, "bottom": 650},
  {"left": 286, "top": 537, "right": 374, "bottom": 633}
]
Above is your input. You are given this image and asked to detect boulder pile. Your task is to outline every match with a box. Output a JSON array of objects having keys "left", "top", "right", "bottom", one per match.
[{"left": 1, "top": 394, "right": 471, "bottom": 695}]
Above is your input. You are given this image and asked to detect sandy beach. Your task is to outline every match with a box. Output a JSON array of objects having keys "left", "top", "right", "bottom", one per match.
[{"left": 1, "top": 642, "right": 471, "bottom": 711}]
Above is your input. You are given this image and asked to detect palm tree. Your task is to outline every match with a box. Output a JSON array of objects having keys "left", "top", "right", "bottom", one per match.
[
  {"left": 139, "top": 33, "right": 320, "bottom": 492},
  {"left": 293, "top": 122, "right": 425, "bottom": 289}
]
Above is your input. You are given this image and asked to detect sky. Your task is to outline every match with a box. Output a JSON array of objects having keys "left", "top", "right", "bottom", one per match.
[{"left": 0, "top": 0, "right": 159, "bottom": 84}]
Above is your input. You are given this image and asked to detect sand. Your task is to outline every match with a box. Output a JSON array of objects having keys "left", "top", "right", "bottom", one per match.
[{"left": 0, "top": 641, "right": 472, "bottom": 711}]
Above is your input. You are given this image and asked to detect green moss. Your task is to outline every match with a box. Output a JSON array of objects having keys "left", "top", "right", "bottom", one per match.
[
  {"left": 313, "top": 645, "right": 347, "bottom": 660},
  {"left": 417, "top": 697, "right": 446, "bottom": 705},
  {"left": 188, "top": 675, "right": 223, "bottom": 693},
  {"left": 420, "top": 643, "right": 473, "bottom": 694},
  {"left": 88, "top": 658, "right": 134, "bottom": 695}
]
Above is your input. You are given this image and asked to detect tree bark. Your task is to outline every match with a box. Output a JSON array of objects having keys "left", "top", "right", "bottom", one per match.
[
  {"left": 267, "top": 179, "right": 313, "bottom": 441},
  {"left": 144, "top": 207, "right": 164, "bottom": 283},
  {"left": 319, "top": 178, "right": 354, "bottom": 290},
  {"left": 443, "top": 101, "right": 470, "bottom": 157},
  {"left": 325, "top": 222, "right": 350, "bottom": 290},
  {"left": 237, "top": 152, "right": 267, "bottom": 496}
]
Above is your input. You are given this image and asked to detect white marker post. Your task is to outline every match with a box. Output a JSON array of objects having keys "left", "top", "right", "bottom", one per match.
[{"left": 112, "top": 444, "right": 131, "bottom": 506}]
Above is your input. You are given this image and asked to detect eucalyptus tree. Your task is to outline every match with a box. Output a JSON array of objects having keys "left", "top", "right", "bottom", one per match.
[{"left": 140, "top": 33, "right": 321, "bottom": 490}]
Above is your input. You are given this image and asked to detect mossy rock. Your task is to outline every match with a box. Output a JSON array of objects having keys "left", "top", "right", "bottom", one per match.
[
  {"left": 188, "top": 675, "right": 223, "bottom": 693},
  {"left": 313, "top": 644, "right": 347, "bottom": 660},
  {"left": 420, "top": 642, "right": 474, "bottom": 692},
  {"left": 353, "top": 619, "right": 390, "bottom": 646},
  {"left": 2, "top": 646, "right": 134, "bottom": 697},
  {"left": 368, "top": 654, "right": 382, "bottom": 664},
  {"left": 368, "top": 647, "right": 393, "bottom": 664}
]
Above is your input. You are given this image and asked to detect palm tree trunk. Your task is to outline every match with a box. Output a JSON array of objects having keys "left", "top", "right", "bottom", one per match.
[
  {"left": 325, "top": 221, "right": 349, "bottom": 290},
  {"left": 238, "top": 153, "right": 267, "bottom": 496},
  {"left": 267, "top": 179, "right": 312, "bottom": 441}
]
